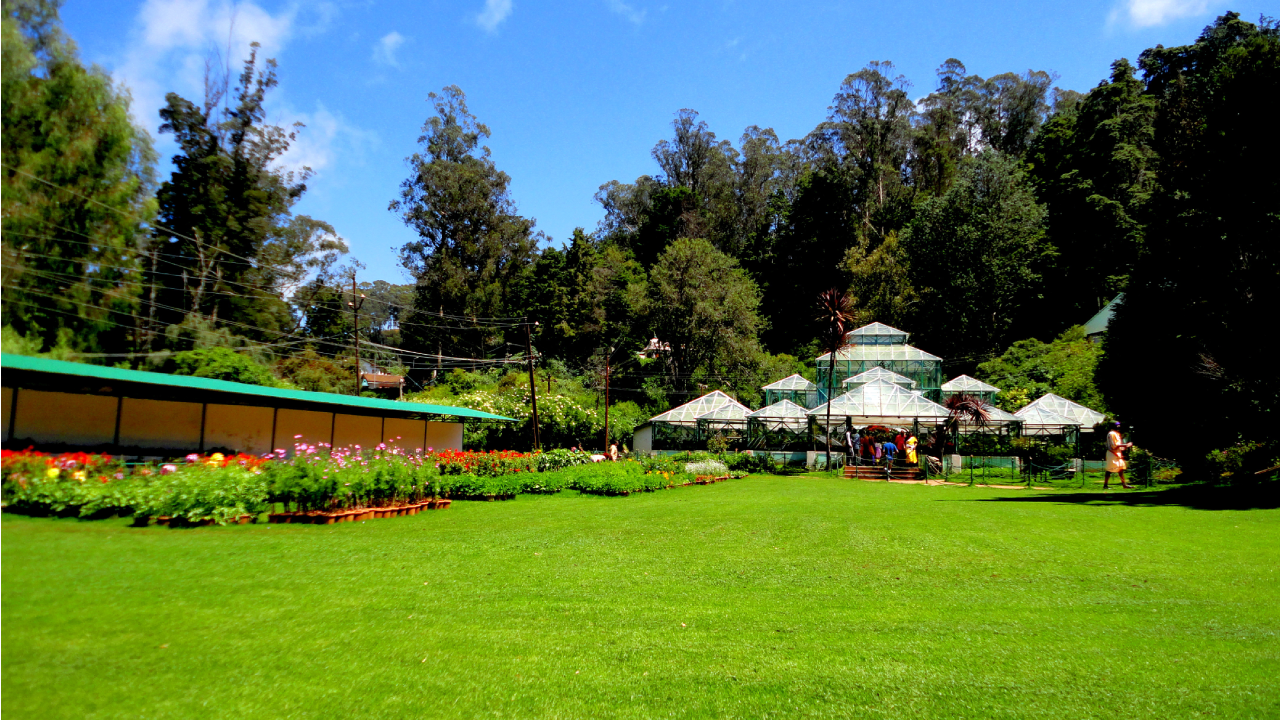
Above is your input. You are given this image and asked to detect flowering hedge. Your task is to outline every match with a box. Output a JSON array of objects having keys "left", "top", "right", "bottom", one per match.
[{"left": 0, "top": 442, "right": 729, "bottom": 525}]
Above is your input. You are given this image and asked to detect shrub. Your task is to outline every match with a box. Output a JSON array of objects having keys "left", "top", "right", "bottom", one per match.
[
  {"left": 686, "top": 460, "right": 728, "bottom": 477},
  {"left": 169, "top": 347, "right": 281, "bottom": 387}
]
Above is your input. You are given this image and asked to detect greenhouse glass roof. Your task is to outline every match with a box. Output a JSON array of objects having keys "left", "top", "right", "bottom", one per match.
[
  {"left": 941, "top": 375, "right": 1001, "bottom": 393},
  {"left": 844, "top": 321, "right": 909, "bottom": 345},
  {"left": 648, "top": 390, "right": 751, "bottom": 426},
  {"left": 698, "top": 403, "right": 751, "bottom": 421},
  {"left": 761, "top": 374, "right": 817, "bottom": 391},
  {"left": 1014, "top": 403, "right": 1081, "bottom": 427},
  {"left": 747, "top": 399, "right": 809, "bottom": 432},
  {"left": 748, "top": 399, "right": 809, "bottom": 419},
  {"left": 807, "top": 379, "right": 949, "bottom": 423},
  {"left": 842, "top": 366, "right": 917, "bottom": 389},
  {"left": 817, "top": 344, "right": 942, "bottom": 363},
  {"left": 1019, "top": 393, "right": 1105, "bottom": 427}
]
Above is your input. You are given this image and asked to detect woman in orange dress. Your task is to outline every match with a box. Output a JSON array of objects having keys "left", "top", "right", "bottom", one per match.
[{"left": 1103, "top": 422, "right": 1134, "bottom": 490}]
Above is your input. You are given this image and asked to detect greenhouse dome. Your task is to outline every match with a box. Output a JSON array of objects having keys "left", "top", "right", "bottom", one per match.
[
  {"left": 841, "top": 366, "right": 918, "bottom": 391},
  {"left": 761, "top": 373, "right": 819, "bottom": 408},
  {"left": 1019, "top": 393, "right": 1105, "bottom": 428},
  {"left": 648, "top": 390, "right": 749, "bottom": 427},
  {"left": 843, "top": 321, "right": 910, "bottom": 345},
  {"left": 941, "top": 375, "right": 1001, "bottom": 404},
  {"left": 1014, "top": 403, "right": 1081, "bottom": 436},
  {"left": 809, "top": 379, "right": 950, "bottom": 428},
  {"left": 816, "top": 343, "right": 944, "bottom": 400}
]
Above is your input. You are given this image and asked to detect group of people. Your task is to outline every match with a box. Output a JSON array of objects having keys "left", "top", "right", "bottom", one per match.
[{"left": 843, "top": 427, "right": 918, "bottom": 466}]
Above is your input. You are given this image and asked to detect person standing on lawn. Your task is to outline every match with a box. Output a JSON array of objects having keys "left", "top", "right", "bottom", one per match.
[{"left": 1103, "top": 422, "right": 1134, "bottom": 489}]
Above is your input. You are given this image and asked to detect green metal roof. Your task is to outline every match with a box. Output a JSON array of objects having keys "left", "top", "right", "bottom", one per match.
[
  {"left": 1083, "top": 294, "right": 1123, "bottom": 336},
  {"left": 0, "top": 353, "right": 515, "bottom": 421}
]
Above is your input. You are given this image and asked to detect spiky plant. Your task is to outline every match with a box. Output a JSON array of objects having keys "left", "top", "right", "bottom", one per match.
[
  {"left": 940, "top": 392, "right": 992, "bottom": 461},
  {"left": 816, "top": 288, "right": 855, "bottom": 469}
]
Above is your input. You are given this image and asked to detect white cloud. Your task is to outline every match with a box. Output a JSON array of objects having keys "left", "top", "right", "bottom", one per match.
[
  {"left": 475, "top": 0, "right": 513, "bottom": 33},
  {"left": 606, "top": 0, "right": 646, "bottom": 25},
  {"left": 118, "top": 0, "right": 298, "bottom": 140},
  {"left": 372, "top": 31, "right": 406, "bottom": 67},
  {"left": 109, "top": 0, "right": 374, "bottom": 189},
  {"left": 274, "top": 103, "right": 379, "bottom": 176},
  {"left": 1109, "top": 0, "right": 1213, "bottom": 28}
]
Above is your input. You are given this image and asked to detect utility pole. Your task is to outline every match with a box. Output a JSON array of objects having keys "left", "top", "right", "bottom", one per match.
[
  {"left": 524, "top": 321, "right": 541, "bottom": 450},
  {"left": 603, "top": 346, "right": 613, "bottom": 453},
  {"left": 348, "top": 274, "right": 365, "bottom": 396}
]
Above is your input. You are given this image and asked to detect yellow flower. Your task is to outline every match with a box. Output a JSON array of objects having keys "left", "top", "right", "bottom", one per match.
[
  {"left": 46, "top": 467, "right": 60, "bottom": 479},
  {"left": 207, "top": 452, "right": 225, "bottom": 465},
  {"left": 73, "top": 470, "right": 87, "bottom": 482}
]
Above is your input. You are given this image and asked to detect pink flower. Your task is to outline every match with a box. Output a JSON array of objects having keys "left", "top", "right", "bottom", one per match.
[
  {"left": 185, "top": 454, "right": 199, "bottom": 463},
  {"left": 294, "top": 434, "right": 303, "bottom": 439},
  {"left": 161, "top": 464, "right": 178, "bottom": 475}
]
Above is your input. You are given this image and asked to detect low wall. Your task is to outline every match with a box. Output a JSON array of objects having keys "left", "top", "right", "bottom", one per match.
[{"left": 2, "top": 384, "right": 463, "bottom": 457}]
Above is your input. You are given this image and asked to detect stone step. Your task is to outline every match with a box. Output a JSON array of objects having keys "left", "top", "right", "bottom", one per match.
[{"left": 844, "top": 465, "right": 925, "bottom": 480}]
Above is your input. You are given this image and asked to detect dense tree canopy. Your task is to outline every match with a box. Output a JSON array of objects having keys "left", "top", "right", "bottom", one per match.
[
  {"left": 1099, "top": 13, "right": 1280, "bottom": 465},
  {"left": 4, "top": 6, "right": 1275, "bottom": 460},
  {"left": 1, "top": 0, "right": 156, "bottom": 354}
]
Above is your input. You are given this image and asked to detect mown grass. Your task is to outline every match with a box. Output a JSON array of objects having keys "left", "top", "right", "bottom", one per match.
[{"left": 3, "top": 475, "right": 1278, "bottom": 718}]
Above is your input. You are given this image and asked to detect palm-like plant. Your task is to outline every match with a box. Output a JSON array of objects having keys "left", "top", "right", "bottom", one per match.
[
  {"left": 816, "top": 288, "right": 855, "bottom": 469},
  {"left": 939, "top": 392, "right": 992, "bottom": 464}
]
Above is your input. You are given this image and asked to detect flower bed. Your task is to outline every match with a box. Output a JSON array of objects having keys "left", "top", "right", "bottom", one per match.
[{"left": 1, "top": 442, "right": 733, "bottom": 526}]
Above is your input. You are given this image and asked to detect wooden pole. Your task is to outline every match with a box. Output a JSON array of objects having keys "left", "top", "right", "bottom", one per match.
[
  {"left": 524, "top": 321, "right": 541, "bottom": 450},
  {"left": 603, "top": 348, "right": 611, "bottom": 453},
  {"left": 350, "top": 275, "right": 366, "bottom": 396}
]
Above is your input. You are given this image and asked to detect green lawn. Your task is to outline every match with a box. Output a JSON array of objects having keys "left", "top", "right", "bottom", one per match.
[{"left": 3, "top": 476, "right": 1278, "bottom": 718}]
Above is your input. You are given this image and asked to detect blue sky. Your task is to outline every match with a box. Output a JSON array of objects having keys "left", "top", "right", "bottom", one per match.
[{"left": 62, "top": 0, "right": 1265, "bottom": 283}]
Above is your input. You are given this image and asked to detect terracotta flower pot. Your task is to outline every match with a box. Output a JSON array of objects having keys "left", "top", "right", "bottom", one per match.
[{"left": 435, "top": 499, "right": 452, "bottom": 510}]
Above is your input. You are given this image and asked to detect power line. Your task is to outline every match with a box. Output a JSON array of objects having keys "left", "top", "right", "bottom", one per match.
[
  {"left": 6, "top": 281, "right": 526, "bottom": 372},
  {"left": 1, "top": 166, "right": 529, "bottom": 324},
  {"left": 3, "top": 250, "right": 528, "bottom": 335}
]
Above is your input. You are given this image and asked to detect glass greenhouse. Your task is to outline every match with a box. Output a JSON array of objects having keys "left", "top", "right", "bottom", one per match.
[
  {"left": 844, "top": 321, "right": 910, "bottom": 345},
  {"left": 808, "top": 379, "right": 950, "bottom": 429},
  {"left": 940, "top": 375, "right": 1000, "bottom": 404},
  {"left": 636, "top": 321, "right": 1107, "bottom": 458},
  {"left": 761, "top": 374, "right": 819, "bottom": 408},
  {"left": 1019, "top": 393, "right": 1105, "bottom": 429},
  {"left": 746, "top": 399, "right": 811, "bottom": 449},
  {"left": 1014, "top": 403, "right": 1082, "bottom": 438},
  {"left": 645, "top": 390, "right": 752, "bottom": 449},
  {"left": 816, "top": 322, "right": 944, "bottom": 399}
]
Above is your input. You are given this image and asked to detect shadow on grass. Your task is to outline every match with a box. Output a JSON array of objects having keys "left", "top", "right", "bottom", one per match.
[{"left": 957, "top": 483, "right": 1280, "bottom": 511}]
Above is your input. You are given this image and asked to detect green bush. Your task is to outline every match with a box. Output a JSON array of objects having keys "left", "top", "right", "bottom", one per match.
[{"left": 169, "top": 347, "right": 281, "bottom": 387}]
